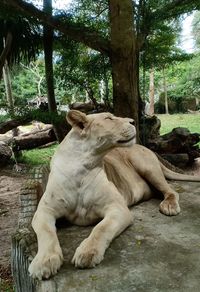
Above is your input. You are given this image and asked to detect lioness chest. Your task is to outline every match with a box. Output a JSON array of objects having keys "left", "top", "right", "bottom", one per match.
[{"left": 44, "top": 166, "right": 112, "bottom": 226}]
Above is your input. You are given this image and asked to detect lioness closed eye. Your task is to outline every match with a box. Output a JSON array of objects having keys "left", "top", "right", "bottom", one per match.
[{"left": 29, "top": 110, "right": 200, "bottom": 280}]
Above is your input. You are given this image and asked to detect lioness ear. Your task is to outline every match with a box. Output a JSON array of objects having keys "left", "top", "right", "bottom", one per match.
[{"left": 66, "top": 110, "right": 88, "bottom": 130}]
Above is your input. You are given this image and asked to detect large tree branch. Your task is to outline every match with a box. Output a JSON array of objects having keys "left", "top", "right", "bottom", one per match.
[
  {"left": 151, "top": 0, "right": 200, "bottom": 23},
  {"left": 2, "top": 0, "right": 110, "bottom": 55}
]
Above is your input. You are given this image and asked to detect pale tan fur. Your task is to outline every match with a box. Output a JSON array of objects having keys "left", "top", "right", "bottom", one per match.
[{"left": 29, "top": 110, "right": 200, "bottom": 280}]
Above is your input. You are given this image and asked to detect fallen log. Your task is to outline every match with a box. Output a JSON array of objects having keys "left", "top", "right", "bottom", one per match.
[
  {"left": 0, "top": 119, "right": 29, "bottom": 134},
  {"left": 69, "top": 100, "right": 108, "bottom": 114},
  {"left": 147, "top": 127, "right": 200, "bottom": 166},
  {"left": 187, "top": 109, "right": 200, "bottom": 114},
  {"left": 12, "top": 127, "right": 56, "bottom": 151},
  {"left": 148, "top": 128, "right": 200, "bottom": 153},
  {"left": 139, "top": 116, "right": 200, "bottom": 166}
]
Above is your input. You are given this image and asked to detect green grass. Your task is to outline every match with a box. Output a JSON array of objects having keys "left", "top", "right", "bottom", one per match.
[
  {"left": 18, "top": 143, "right": 58, "bottom": 166},
  {"left": 157, "top": 114, "right": 200, "bottom": 135}
]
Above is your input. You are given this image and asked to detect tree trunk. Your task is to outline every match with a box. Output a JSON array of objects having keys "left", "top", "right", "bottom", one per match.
[
  {"left": 109, "top": 0, "right": 139, "bottom": 140},
  {"left": 0, "top": 31, "right": 12, "bottom": 80},
  {"left": 195, "top": 97, "right": 199, "bottom": 109},
  {"left": 162, "top": 66, "right": 169, "bottom": 114},
  {"left": 3, "top": 60, "right": 14, "bottom": 116},
  {"left": 43, "top": 0, "right": 64, "bottom": 142},
  {"left": 3, "top": 59, "right": 18, "bottom": 137},
  {"left": 149, "top": 67, "right": 155, "bottom": 116}
]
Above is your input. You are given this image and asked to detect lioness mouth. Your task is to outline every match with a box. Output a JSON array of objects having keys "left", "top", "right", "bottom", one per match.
[{"left": 117, "top": 136, "right": 135, "bottom": 144}]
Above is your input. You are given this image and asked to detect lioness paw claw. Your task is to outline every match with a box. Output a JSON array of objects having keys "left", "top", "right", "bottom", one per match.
[
  {"left": 29, "top": 250, "right": 63, "bottom": 280},
  {"left": 72, "top": 241, "right": 104, "bottom": 268},
  {"left": 159, "top": 198, "right": 180, "bottom": 216}
]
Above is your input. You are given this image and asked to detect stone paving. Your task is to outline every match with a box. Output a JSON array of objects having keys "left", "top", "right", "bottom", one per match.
[{"left": 34, "top": 181, "right": 200, "bottom": 292}]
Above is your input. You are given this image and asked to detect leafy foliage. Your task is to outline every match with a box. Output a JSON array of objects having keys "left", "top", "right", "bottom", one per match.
[
  {"left": 55, "top": 38, "right": 111, "bottom": 104},
  {"left": 142, "top": 20, "right": 191, "bottom": 69},
  {"left": 192, "top": 11, "right": 200, "bottom": 50},
  {"left": 1, "top": 0, "right": 200, "bottom": 121},
  {"left": 0, "top": 16, "right": 41, "bottom": 67},
  {"left": 168, "top": 54, "right": 200, "bottom": 101}
]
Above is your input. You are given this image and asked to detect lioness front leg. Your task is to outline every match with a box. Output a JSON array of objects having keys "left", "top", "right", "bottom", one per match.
[
  {"left": 29, "top": 207, "right": 63, "bottom": 280},
  {"left": 72, "top": 205, "right": 132, "bottom": 268}
]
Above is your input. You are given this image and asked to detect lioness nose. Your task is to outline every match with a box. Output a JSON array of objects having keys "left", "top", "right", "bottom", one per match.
[{"left": 129, "top": 119, "right": 135, "bottom": 126}]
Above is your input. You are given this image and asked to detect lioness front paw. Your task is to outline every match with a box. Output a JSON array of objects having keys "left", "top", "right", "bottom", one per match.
[
  {"left": 72, "top": 239, "right": 104, "bottom": 268},
  {"left": 159, "top": 196, "right": 180, "bottom": 216},
  {"left": 29, "top": 249, "right": 63, "bottom": 280}
]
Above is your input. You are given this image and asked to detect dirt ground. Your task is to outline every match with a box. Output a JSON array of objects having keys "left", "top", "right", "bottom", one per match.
[
  {"left": 0, "top": 159, "right": 199, "bottom": 291},
  {"left": 0, "top": 166, "right": 28, "bottom": 290}
]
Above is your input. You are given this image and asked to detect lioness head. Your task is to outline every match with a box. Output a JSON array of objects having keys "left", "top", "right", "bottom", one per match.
[{"left": 67, "top": 110, "right": 136, "bottom": 152}]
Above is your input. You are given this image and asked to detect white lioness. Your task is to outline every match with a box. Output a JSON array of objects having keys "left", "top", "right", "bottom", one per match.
[{"left": 29, "top": 110, "right": 200, "bottom": 280}]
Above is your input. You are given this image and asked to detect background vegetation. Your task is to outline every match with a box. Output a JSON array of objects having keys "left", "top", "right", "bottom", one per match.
[{"left": 0, "top": 0, "right": 200, "bottom": 145}]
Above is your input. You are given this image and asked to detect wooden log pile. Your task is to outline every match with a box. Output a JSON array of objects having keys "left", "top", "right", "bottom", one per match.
[
  {"left": 12, "top": 125, "right": 56, "bottom": 151},
  {"left": 69, "top": 100, "right": 109, "bottom": 113},
  {"left": 0, "top": 125, "right": 57, "bottom": 165},
  {"left": 140, "top": 115, "right": 200, "bottom": 167}
]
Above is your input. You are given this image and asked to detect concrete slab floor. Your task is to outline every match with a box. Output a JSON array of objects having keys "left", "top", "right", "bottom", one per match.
[{"left": 37, "top": 181, "right": 200, "bottom": 292}]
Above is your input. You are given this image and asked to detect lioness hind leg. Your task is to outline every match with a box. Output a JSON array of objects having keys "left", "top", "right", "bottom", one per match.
[
  {"left": 144, "top": 168, "right": 180, "bottom": 216},
  {"left": 29, "top": 207, "right": 63, "bottom": 280},
  {"left": 129, "top": 146, "right": 180, "bottom": 216},
  {"left": 142, "top": 166, "right": 180, "bottom": 215},
  {"left": 72, "top": 205, "right": 132, "bottom": 268},
  {"left": 145, "top": 169, "right": 180, "bottom": 216}
]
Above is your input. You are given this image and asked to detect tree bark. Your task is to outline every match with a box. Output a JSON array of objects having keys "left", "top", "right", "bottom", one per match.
[
  {"left": 149, "top": 67, "right": 155, "bottom": 116},
  {"left": 109, "top": 0, "right": 139, "bottom": 140}
]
